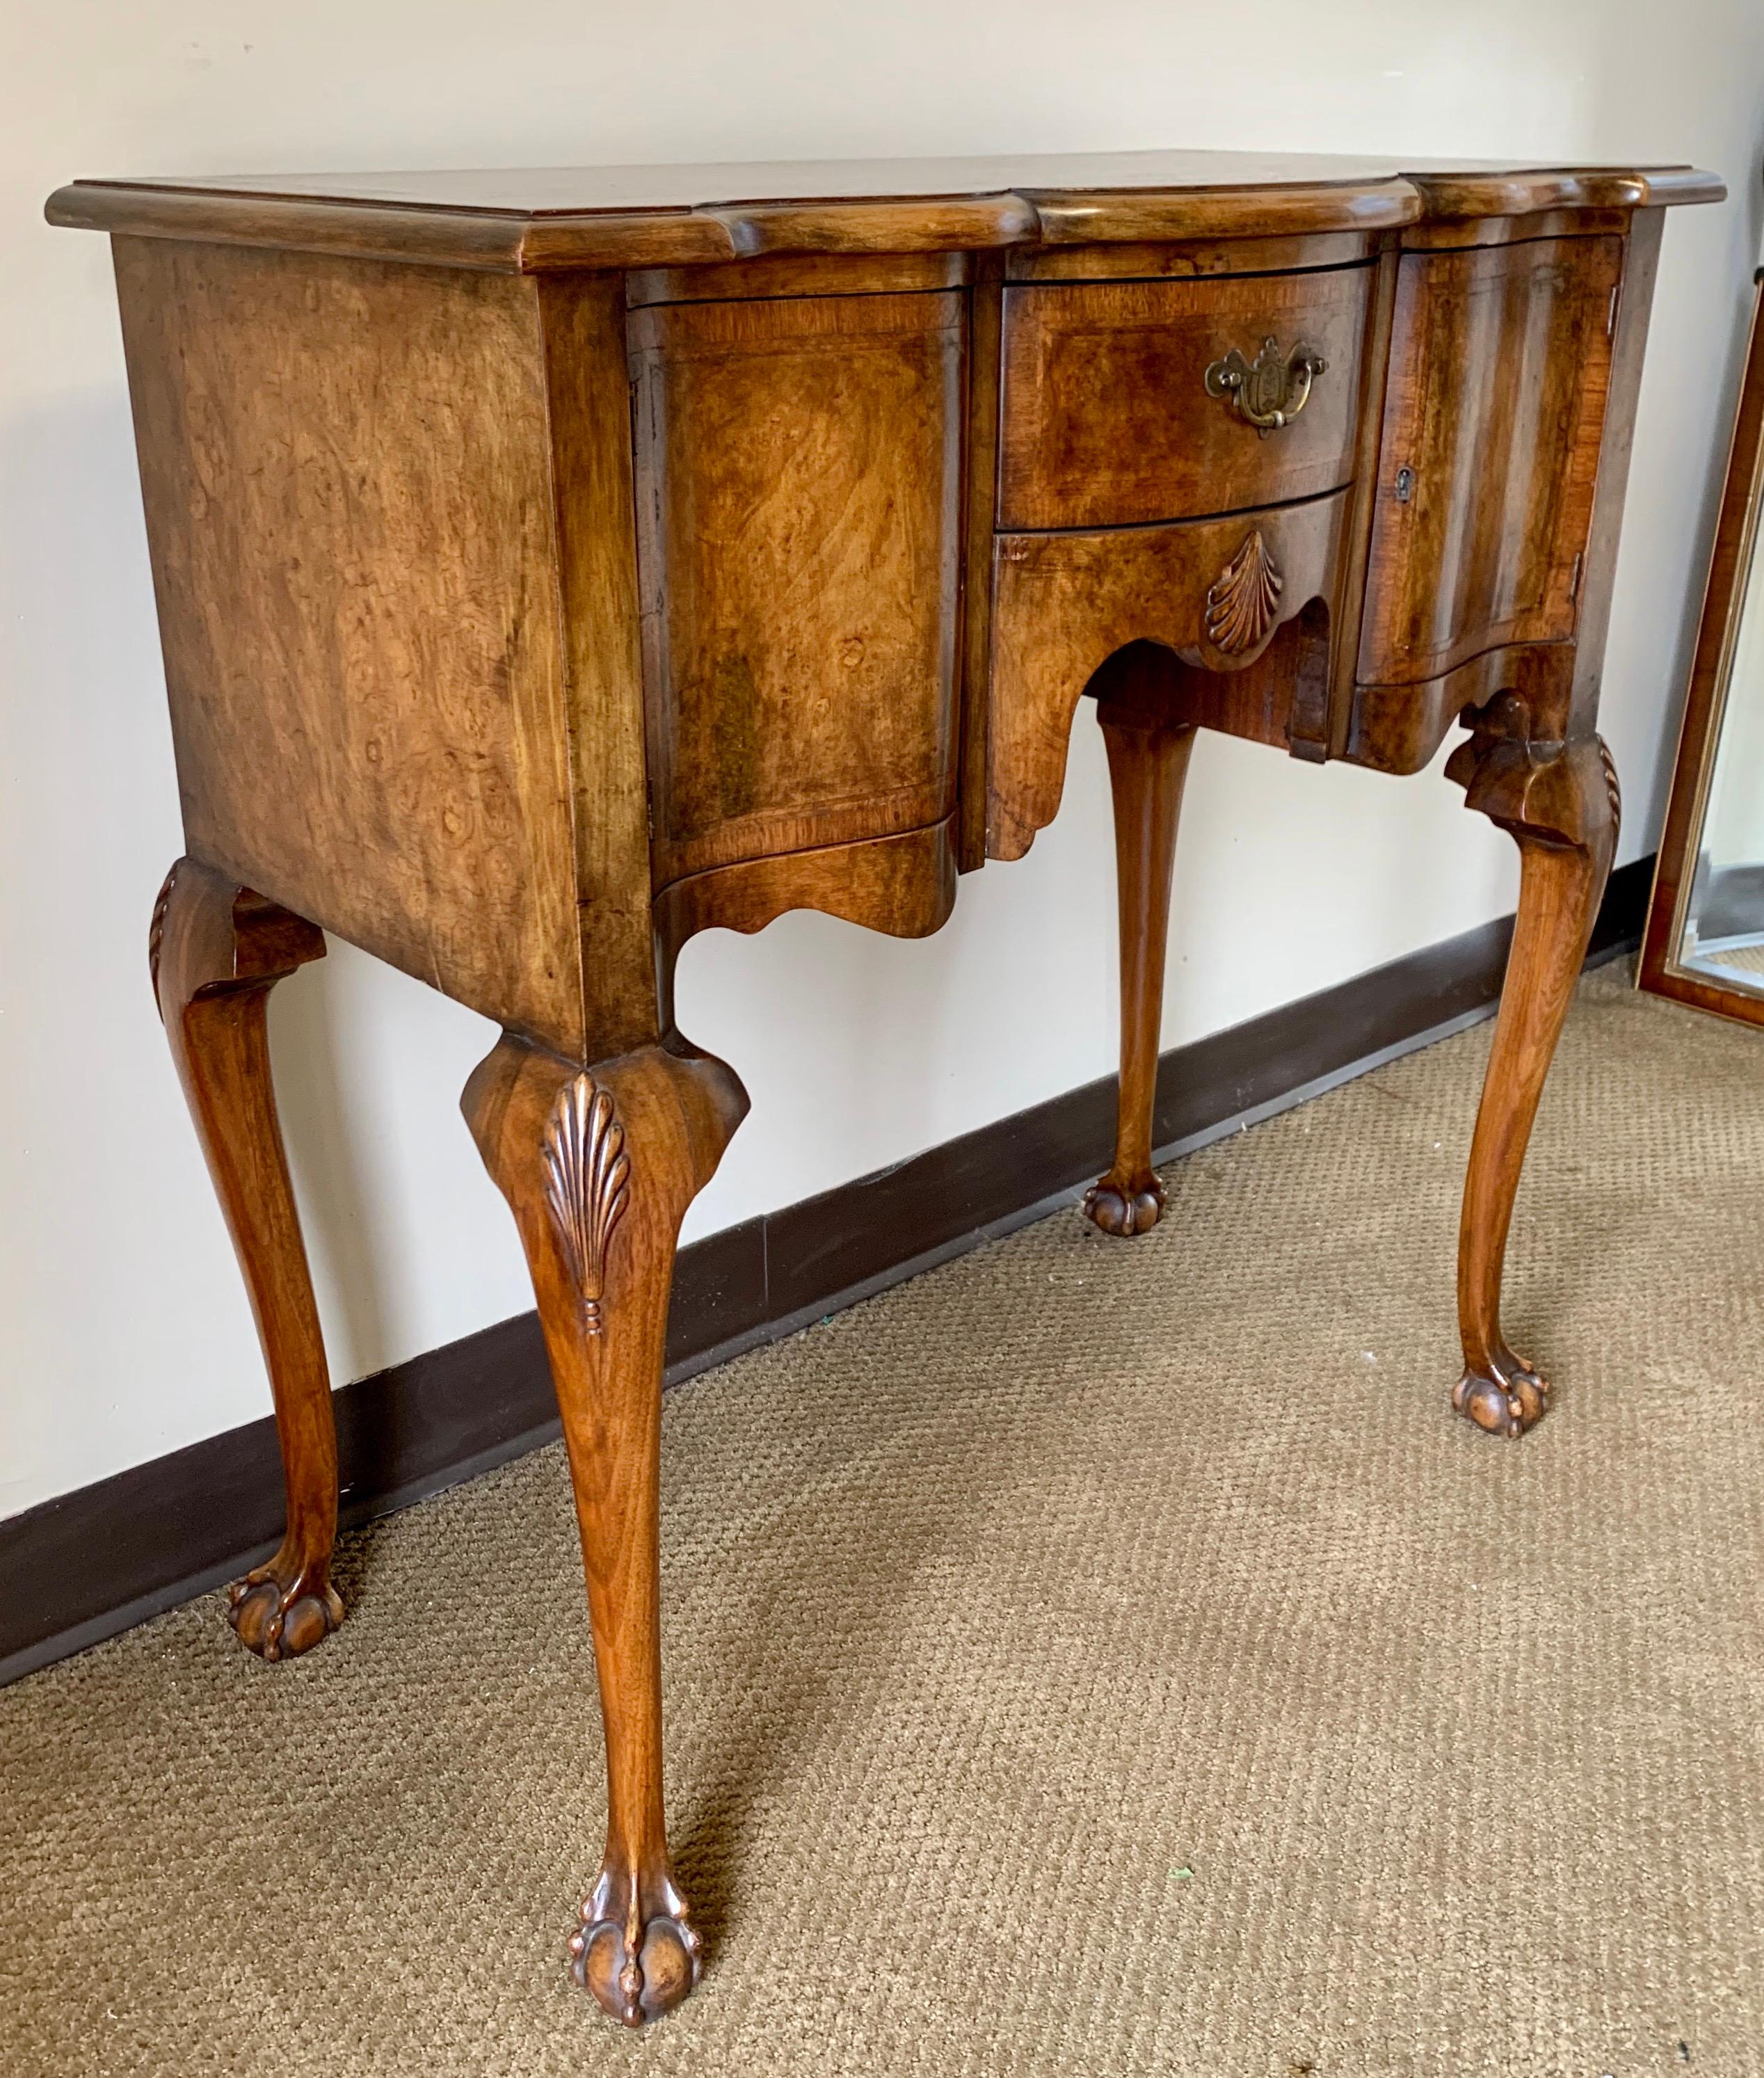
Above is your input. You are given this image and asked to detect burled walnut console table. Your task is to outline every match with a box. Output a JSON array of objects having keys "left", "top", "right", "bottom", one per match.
[{"left": 49, "top": 150, "right": 1719, "bottom": 2025}]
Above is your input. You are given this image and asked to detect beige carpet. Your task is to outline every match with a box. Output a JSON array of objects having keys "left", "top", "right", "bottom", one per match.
[
  {"left": 5, "top": 963, "right": 1762, "bottom": 2077},
  {"left": 1686, "top": 936, "right": 1764, "bottom": 986}
]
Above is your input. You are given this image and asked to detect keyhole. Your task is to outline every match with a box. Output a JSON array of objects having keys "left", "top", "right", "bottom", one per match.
[{"left": 1395, "top": 466, "right": 1416, "bottom": 504}]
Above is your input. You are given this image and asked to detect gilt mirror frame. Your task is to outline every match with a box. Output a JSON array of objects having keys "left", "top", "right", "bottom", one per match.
[{"left": 1640, "top": 267, "right": 1764, "bottom": 1025}]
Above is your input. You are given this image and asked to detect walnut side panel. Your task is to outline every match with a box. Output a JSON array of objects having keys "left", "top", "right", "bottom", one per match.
[
  {"left": 114, "top": 237, "right": 585, "bottom": 1054},
  {"left": 1356, "top": 235, "right": 1623, "bottom": 687},
  {"left": 630, "top": 291, "right": 964, "bottom": 888}
]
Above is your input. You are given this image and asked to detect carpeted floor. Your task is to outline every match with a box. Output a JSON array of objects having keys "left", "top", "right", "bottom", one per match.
[
  {"left": 1687, "top": 935, "right": 1764, "bottom": 987},
  {"left": 4, "top": 963, "right": 1762, "bottom": 2077}
]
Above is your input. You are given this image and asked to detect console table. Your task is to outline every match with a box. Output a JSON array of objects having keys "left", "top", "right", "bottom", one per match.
[{"left": 49, "top": 150, "right": 1720, "bottom": 2026}]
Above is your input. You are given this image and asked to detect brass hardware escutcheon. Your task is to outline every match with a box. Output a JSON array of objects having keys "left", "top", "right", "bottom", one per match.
[{"left": 1204, "top": 336, "right": 1328, "bottom": 433}]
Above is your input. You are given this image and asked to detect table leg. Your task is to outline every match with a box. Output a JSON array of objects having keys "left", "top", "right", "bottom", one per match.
[
  {"left": 463, "top": 1033, "right": 748, "bottom": 2026},
  {"left": 1084, "top": 701, "right": 1197, "bottom": 1237},
  {"left": 150, "top": 856, "right": 341, "bottom": 1658},
  {"left": 1446, "top": 712, "right": 1619, "bottom": 1435}
]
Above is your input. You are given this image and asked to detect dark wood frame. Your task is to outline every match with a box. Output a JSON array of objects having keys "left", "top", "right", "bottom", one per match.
[{"left": 1640, "top": 269, "right": 1764, "bottom": 1025}]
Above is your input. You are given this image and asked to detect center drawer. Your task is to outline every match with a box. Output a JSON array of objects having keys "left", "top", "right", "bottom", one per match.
[{"left": 997, "top": 264, "right": 1372, "bottom": 531}]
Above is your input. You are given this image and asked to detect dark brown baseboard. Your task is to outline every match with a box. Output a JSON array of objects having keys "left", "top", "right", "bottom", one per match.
[{"left": 0, "top": 854, "right": 1653, "bottom": 1686}]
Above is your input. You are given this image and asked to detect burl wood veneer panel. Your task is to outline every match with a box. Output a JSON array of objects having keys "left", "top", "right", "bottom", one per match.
[
  {"left": 629, "top": 291, "right": 965, "bottom": 888},
  {"left": 1356, "top": 235, "right": 1622, "bottom": 687},
  {"left": 998, "top": 264, "right": 1371, "bottom": 530},
  {"left": 113, "top": 237, "right": 586, "bottom": 1055}
]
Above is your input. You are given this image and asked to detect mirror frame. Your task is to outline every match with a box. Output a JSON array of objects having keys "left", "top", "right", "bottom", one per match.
[{"left": 1641, "top": 267, "right": 1764, "bottom": 1026}]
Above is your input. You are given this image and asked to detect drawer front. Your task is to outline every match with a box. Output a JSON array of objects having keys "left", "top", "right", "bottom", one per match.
[
  {"left": 630, "top": 290, "right": 964, "bottom": 888},
  {"left": 988, "top": 490, "right": 1352, "bottom": 860},
  {"left": 998, "top": 265, "right": 1372, "bottom": 530}
]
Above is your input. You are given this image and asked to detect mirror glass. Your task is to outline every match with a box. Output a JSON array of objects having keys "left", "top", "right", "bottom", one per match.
[{"left": 1676, "top": 509, "right": 1764, "bottom": 996}]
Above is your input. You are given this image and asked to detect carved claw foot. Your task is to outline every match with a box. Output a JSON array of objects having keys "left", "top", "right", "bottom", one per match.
[
  {"left": 1452, "top": 1346, "right": 1549, "bottom": 1438},
  {"left": 226, "top": 1554, "right": 344, "bottom": 1661},
  {"left": 1082, "top": 1171, "right": 1166, "bottom": 1236},
  {"left": 569, "top": 1863, "right": 703, "bottom": 2027}
]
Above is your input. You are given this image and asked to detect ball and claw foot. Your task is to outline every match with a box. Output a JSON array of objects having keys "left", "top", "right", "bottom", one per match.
[
  {"left": 226, "top": 1557, "right": 344, "bottom": 1661},
  {"left": 1452, "top": 1347, "right": 1550, "bottom": 1439},
  {"left": 1082, "top": 1170, "right": 1166, "bottom": 1236},
  {"left": 568, "top": 1866, "right": 703, "bottom": 2027}
]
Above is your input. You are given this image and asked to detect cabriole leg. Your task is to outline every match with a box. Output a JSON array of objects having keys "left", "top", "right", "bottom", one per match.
[
  {"left": 1446, "top": 712, "right": 1619, "bottom": 1435},
  {"left": 463, "top": 1034, "right": 748, "bottom": 2027},
  {"left": 1084, "top": 700, "right": 1198, "bottom": 1236},
  {"left": 150, "top": 856, "right": 341, "bottom": 1658}
]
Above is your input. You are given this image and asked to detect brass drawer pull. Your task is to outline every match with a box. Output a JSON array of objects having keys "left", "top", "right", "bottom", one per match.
[{"left": 1205, "top": 336, "right": 1328, "bottom": 433}]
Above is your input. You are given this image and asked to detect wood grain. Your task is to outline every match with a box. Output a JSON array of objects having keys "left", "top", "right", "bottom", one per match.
[
  {"left": 625, "top": 251, "right": 970, "bottom": 306},
  {"left": 1445, "top": 703, "right": 1619, "bottom": 1435},
  {"left": 152, "top": 857, "right": 342, "bottom": 1660},
  {"left": 1566, "top": 210, "right": 1665, "bottom": 738},
  {"left": 709, "top": 195, "right": 1038, "bottom": 257},
  {"left": 1405, "top": 165, "right": 1722, "bottom": 220},
  {"left": 998, "top": 266, "right": 1371, "bottom": 530},
  {"left": 958, "top": 253, "right": 1007, "bottom": 868},
  {"left": 1345, "top": 642, "right": 1575, "bottom": 778},
  {"left": 1324, "top": 248, "right": 1402, "bottom": 758},
  {"left": 1082, "top": 688, "right": 1196, "bottom": 1238},
  {"left": 631, "top": 290, "right": 964, "bottom": 887},
  {"left": 1397, "top": 205, "right": 1635, "bottom": 253},
  {"left": 1005, "top": 230, "right": 1377, "bottom": 282},
  {"left": 48, "top": 155, "right": 1720, "bottom": 274},
  {"left": 463, "top": 1034, "right": 748, "bottom": 2027},
  {"left": 114, "top": 237, "right": 588, "bottom": 1055},
  {"left": 987, "top": 491, "right": 1352, "bottom": 861},
  {"left": 652, "top": 820, "right": 959, "bottom": 979},
  {"left": 1021, "top": 179, "right": 1417, "bottom": 246},
  {"left": 536, "top": 273, "right": 664, "bottom": 1061},
  {"left": 1356, "top": 236, "right": 1623, "bottom": 688}
]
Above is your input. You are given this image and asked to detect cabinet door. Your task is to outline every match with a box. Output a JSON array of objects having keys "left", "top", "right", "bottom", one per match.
[
  {"left": 1357, "top": 236, "right": 1623, "bottom": 687},
  {"left": 630, "top": 291, "right": 963, "bottom": 890}
]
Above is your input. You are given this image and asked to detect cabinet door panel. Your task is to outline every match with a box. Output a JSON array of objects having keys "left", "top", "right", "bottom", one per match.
[
  {"left": 630, "top": 291, "right": 963, "bottom": 888},
  {"left": 1357, "top": 236, "right": 1622, "bottom": 687}
]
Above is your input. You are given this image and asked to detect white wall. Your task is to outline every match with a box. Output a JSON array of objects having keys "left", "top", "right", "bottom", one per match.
[{"left": 3, "top": 2, "right": 1762, "bottom": 1516}]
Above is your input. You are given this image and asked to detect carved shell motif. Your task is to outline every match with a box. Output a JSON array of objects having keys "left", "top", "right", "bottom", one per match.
[
  {"left": 1598, "top": 737, "right": 1621, "bottom": 836},
  {"left": 1204, "top": 529, "right": 1283, "bottom": 657},
  {"left": 148, "top": 865, "right": 177, "bottom": 1006},
  {"left": 542, "top": 1073, "right": 632, "bottom": 1334}
]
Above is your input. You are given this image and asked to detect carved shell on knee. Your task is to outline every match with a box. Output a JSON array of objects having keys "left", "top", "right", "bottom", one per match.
[
  {"left": 148, "top": 865, "right": 177, "bottom": 1005},
  {"left": 1598, "top": 737, "right": 1621, "bottom": 833},
  {"left": 542, "top": 1074, "right": 632, "bottom": 1334},
  {"left": 1204, "top": 529, "right": 1283, "bottom": 657}
]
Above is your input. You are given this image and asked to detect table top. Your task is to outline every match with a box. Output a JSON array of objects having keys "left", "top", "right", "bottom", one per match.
[{"left": 47, "top": 149, "right": 1723, "bottom": 274}]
